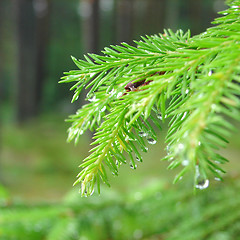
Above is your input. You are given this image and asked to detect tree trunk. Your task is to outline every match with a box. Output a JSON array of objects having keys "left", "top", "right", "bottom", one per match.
[
  {"left": 80, "top": 0, "right": 100, "bottom": 54},
  {"left": 14, "top": 0, "right": 50, "bottom": 123},
  {"left": 15, "top": 0, "right": 37, "bottom": 123},
  {"left": 34, "top": 0, "right": 51, "bottom": 113}
]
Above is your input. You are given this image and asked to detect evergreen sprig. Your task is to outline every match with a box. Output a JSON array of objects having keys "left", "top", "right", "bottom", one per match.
[{"left": 60, "top": 1, "right": 240, "bottom": 196}]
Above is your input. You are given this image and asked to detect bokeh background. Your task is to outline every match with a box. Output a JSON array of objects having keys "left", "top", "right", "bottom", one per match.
[{"left": 1, "top": 0, "right": 240, "bottom": 239}]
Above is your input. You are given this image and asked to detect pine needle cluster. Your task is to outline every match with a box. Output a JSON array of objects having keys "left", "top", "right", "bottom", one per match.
[{"left": 60, "top": 1, "right": 240, "bottom": 196}]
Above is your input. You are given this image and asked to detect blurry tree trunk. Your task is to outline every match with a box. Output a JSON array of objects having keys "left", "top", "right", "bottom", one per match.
[
  {"left": 0, "top": 0, "right": 3, "bottom": 182},
  {"left": 15, "top": 0, "right": 50, "bottom": 123},
  {"left": 15, "top": 0, "right": 36, "bottom": 123},
  {"left": 34, "top": 0, "right": 50, "bottom": 113},
  {"left": 116, "top": 0, "right": 134, "bottom": 43},
  {"left": 81, "top": 0, "right": 100, "bottom": 53}
]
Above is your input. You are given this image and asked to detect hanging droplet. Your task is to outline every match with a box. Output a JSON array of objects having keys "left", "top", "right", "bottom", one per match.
[
  {"left": 136, "top": 156, "right": 141, "bottom": 162},
  {"left": 157, "top": 113, "right": 162, "bottom": 120},
  {"left": 83, "top": 188, "right": 94, "bottom": 197},
  {"left": 208, "top": 70, "right": 213, "bottom": 76},
  {"left": 195, "top": 165, "right": 209, "bottom": 190},
  {"left": 147, "top": 138, "right": 156, "bottom": 144},
  {"left": 185, "top": 89, "right": 189, "bottom": 94},
  {"left": 196, "top": 179, "right": 209, "bottom": 190},
  {"left": 138, "top": 131, "right": 147, "bottom": 137},
  {"left": 214, "top": 177, "right": 221, "bottom": 181},
  {"left": 130, "top": 164, "right": 137, "bottom": 169}
]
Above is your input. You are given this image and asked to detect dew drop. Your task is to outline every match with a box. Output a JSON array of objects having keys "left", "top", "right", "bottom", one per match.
[
  {"left": 195, "top": 165, "right": 209, "bottom": 190},
  {"left": 130, "top": 164, "right": 137, "bottom": 169},
  {"left": 157, "top": 113, "right": 162, "bottom": 120},
  {"left": 214, "top": 177, "right": 221, "bottom": 181},
  {"left": 147, "top": 138, "right": 156, "bottom": 144},
  {"left": 83, "top": 188, "right": 94, "bottom": 197},
  {"left": 136, "top": 156, "right": 141, "bottom": 162},
  {"left": 196, "top": 179, "right": 209, "bottom": 190},
  {"left": 138, "top": 131, "right": 147, "bottom": 137},
  {"left": 208, "top": 70, "right": 213, "bottom": 76},
  {"left": 185, "top": 89, "right": 189, "bottom": 94}
]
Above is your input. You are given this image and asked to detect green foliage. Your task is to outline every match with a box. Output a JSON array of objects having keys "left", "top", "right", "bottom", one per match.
[
  {"left": 1, "top": 179, "right": 240, "bottom": 240},
  {"left": 60, "top": 2, "right": 240, "bottom": 196}
]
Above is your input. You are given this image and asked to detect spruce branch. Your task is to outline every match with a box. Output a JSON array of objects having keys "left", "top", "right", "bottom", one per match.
[{"left": 60, "top": 1, "right": 240, "bottom": 196}]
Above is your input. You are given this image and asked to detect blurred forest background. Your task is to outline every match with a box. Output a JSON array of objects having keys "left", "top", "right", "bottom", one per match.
[{"left": 1, "top": 0, "right": 240, "bottom": 239}]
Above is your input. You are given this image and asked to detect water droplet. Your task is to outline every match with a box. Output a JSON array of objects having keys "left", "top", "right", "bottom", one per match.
[
  {"left": 214, "top": 177, "right": 221, "bottom": 181},
  {"left": 196, "top": 179, "right": 209, "bottom": 190},
  {"left": 157, "top": 113, "right": 162, "bottom": 120},
  {"left": 130, "top": 164, "right": 137, "bottom": 169},
  {"left": 208, "top": 70, "right": 213, "bottom": 76},
  {"left": 214, "top": 160, "right": 221, "bottom": 164},
  {"left": 147, "top": 138, "right": 156, "bottom": 144},
  {"left": 185, "top": 89, "right": 189, "bottom": 94},
  {"left": 138, "top": 131, "right": 147, "bottom": 137},
  {"left": 195, "top": 165, "right": 209, "bottom": 190},
  {"left": 182, "top": 159, "right": 189, "bottom": 166},
  {"left": 136, "top": 156, "right": 141, "bottom": 162}
]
